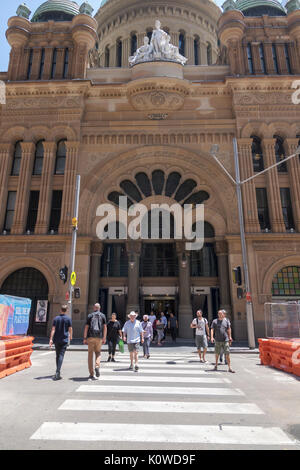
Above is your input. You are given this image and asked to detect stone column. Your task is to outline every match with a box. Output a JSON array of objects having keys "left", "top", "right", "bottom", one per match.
[
  {"left": 215, "top": 240, "right": 231, "bottom": 313},
  {"left": 11, "top": 142, "right": 35, "bottom": 234},
  {"left": 288, "top": 42, "right": 299, "bottom": 74},
  {"left": 264, "top": 42, "right": 276, "bottom": 75},
  {"left": 262, "top": 138, "right": 286, "bottom": 232},
  {"left": 237, "top": 138, "right": 261, "bottom": 232},
  {"left": 276, "top": 43, "right": 288, "bottom": 74},
  {"left": 126, "top": 241, "right": 140, "bottom": 314},
  {"left": 200, "top": 41, "right": 207, "bottom": 65},
  {"left": 251, "top": 43, "right": 263, "bottom": 74},
  {"left": 0, "top": 143, "right": 13, "bottom": 231},
  {"left": 176, "top": 243, "right": 193, "bottom": 338},
  {"left": 55, "top": 48, "right": 65, "bottom": 79},
  {"left": 42, "top": 47, "right": 54, "bottom": 80},
  {"left": 35, "top": 142, "right": 56, "bottom": 234},
  {"left": 170, "top": 32, "right": 179, "bottom": 47},
  {"left": 59, "top": 141, "right": 80, "bottom": 234},
  {"left": 122, "top": 38, "right": 130, "bottom": 67},
  {"left": 137, "top": 33, "right": 145, "bottom": 48},
  {"left": 19, "top": 48, "right": 30, "bottom": 81},
  {"left": 110, "top": 44, "right": 116, "bottom": 67},
  {"left": 186, "top": 36, "right": 194, "bottom": 65},
  {"left": 88, "top": 241, "right": 103, "bottom": 309},
  {"left": 8, "top": 47, "right": 23, "bottom": 81},
  {"left": 286, "top": 138, "right": 300, "bottom": 232},
  {"left": 30, "top": 48, "right": 42, "bottom": 80}
]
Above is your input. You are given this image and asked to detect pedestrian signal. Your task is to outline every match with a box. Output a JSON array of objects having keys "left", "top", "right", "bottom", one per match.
[
  {"left": 59, "top": 266, "right": 68, "bottom": 284},
  {"left": 232, "top": 266, "right": 242, "bottom": 285},
  {"left": 74, "top": 287, "right": 81, "bottom": 299}
]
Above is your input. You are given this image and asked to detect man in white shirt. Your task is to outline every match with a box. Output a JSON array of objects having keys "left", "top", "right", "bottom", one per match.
[{"left": 190, "top": 310, "right": 210, "bottom": 363}]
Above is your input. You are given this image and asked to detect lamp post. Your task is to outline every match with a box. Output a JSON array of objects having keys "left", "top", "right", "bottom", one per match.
[
  {"left": 68, "top": 175, "right": 81, "bottom": 320},
  {"left": 210, "top": 139, "right": 300, "bottom": 349}
]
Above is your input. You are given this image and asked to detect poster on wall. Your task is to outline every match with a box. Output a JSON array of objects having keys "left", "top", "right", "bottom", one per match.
[
  {"left": 0, "top": 295, "right": 32, "bottom": 336},
  {"left": 35, "top": 300, "right": 48, "bottom": 323}
]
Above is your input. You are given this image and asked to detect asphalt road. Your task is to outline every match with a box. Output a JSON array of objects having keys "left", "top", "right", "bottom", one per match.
[{"left": 0, "top": 344, "right": 300, "bottom": 451}]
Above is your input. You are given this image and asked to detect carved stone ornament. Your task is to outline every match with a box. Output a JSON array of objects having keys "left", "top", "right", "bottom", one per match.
[
  {"left": 129, "top": 20, "right": 187, "bottom": 67},
  {"left": 127, "top": 77, "right": 189, "bottom": 112}
]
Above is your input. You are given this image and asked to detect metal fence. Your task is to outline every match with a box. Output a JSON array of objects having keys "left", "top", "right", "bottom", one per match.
[{"left": 264, "top": 302, "right": 300, "bottom": 338}]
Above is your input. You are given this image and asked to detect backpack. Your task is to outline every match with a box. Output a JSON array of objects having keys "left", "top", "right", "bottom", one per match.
[{"left": 89, "top": 312, "right": 104, "bottom": 338}]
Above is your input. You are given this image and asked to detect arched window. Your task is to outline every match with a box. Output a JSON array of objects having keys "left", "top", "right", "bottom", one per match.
[
  {"left": 33, "top": 140, "right": 44, "bottom": 175},
  {"left": 251, "top": 136, "right": 264, "bottom": 172},
  {"left": 27, "top": 49, "right": 33, "bottom": 80},
  {"left": 194, "top": 37, "right": 200, "bottom": 65},
  {"left": 146, "top": 30, "right": 152, "bottom": 43},
  {"left": 274, "top": 135, "right": 287, "bottom": 172},
  {"left": 272, "top": 44, "right": 279, "bottom": 74},
  {"left": 11, "top": 141, "right": 22, "bottom": 176},
  {"left": 63, "top": 48, "right": 69, "bottom": 79},
  {"left": 179, "top": 32, "right": 185, "bottom": 57},
  {"left": 116, "top": 39, "right": 122, "bottom": 67},
  {"left": 105, "top": 46, "right": 110, "bottom": 68},
  {"left": 272, "top": 266, "right": 300, "bottom": 297},
  {"left": 131, "top": 34, "right": 137, "bottom": 55},
  {"left": 207, "top": 43, "right": 212, "bottom": 65},
  {"left": 38, "top": 48, "right": 45, "bottom": 80},
  {"left": 247, "top": 43, "right": 254, "bottom": 74},
  {"left": 101, "top": 243, "right": 128, "bottom": 277},
  {"left": 259, "top": 44, "right": 266, "bottom": 74},
  {"left": 54, "top": 139, "right": 67, "bottom": 175},
  {"left": 190, "top": 243, "right": 218, "bottom": 277},
  {"left": 140, "top": 243, "right": 178, "bottom": 277}
]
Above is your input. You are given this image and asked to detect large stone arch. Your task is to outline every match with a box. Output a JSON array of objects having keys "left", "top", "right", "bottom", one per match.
[
  {"left": 262, "top": 256, "right": 300, "bottom": 295},
  {"left": 0, "top": 257, "right": 57, "bottom": 297},
  {"left": 79, "top": 146, "right": 236, "bottom": 237}
]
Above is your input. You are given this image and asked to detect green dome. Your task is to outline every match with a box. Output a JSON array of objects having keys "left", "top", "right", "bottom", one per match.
[
  {"left": 31, "top": 0, "right": 80, "bottom": 22},
  {"left": 235, "top": 0, "right": 286, "bottom": 16}
]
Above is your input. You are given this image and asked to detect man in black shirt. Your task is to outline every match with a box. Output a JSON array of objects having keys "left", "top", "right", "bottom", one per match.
[{"left": 49, "top": 305, "right": 73, "bottom": 381}]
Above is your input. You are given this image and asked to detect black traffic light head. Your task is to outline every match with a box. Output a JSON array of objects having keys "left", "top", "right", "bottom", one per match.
[
  {"left": 233, "top": 266, "right": 242, "bottom": 286},
  {"left": 74, "top": 287, "right": 81, "bottom": 299},
  {"left": 59, "top": 265, "right": 68, "bottom": 284}
]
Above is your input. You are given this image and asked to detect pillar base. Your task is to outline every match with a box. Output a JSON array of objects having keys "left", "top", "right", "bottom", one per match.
[{"left": 178, "top": 304, "right": 193, "bottom": 339}]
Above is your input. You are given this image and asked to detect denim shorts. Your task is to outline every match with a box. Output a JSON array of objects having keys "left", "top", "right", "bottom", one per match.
[{"left": 195, "top": 335, "right": 208, "bottom": 350}]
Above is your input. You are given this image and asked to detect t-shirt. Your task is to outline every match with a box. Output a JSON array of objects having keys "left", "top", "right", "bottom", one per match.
[
  {"left": 107, "top": 320, "right": 121, "bottom": 341},
  {"left": 53, "top": 314, "right": 72, "bottom": 345},
  {"left": 192, "top": 317, "right": 208, "bottom": 336},
  {"left": 169, "top": 316, "right": 177, "bottom": 328},
  {"left": 148, "top": 315, "right": 156, "bottom": 325},
  {"left": 122, "top": 319, "right": 143, "bottom": 343},
  {"left": 160, "top": 316, "right": 168, "bottom": 327},
  {"left": 211, "top": 318, "right": 231, "bottom": 342},
  {"left": 86, "top": 311, "right": 107, "bottom": 338}
]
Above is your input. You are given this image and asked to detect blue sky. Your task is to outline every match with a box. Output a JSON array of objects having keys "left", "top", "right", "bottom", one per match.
[{"left": 0, "top": 0, "right": 224, "bottom": 71}]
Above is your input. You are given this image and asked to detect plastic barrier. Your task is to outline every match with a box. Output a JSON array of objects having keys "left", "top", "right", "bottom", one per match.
[
  {"left": 258, "top": 338, "right": 300, "bottom": 377},
  {"left": 0, "top": 336, "right": 34, "bottom": 379}
]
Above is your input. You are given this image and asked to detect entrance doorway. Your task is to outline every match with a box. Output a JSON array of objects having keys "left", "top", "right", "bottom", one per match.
[{"left": 144, "top": 297, "right": 176, "bottom": 319}]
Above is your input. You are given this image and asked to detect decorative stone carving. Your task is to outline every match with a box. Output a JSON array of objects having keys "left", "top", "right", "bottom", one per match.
[{"left": 129, "top": 20, "right": 187, "bottom": 66}]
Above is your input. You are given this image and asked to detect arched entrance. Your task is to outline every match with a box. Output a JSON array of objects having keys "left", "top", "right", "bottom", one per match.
[{"left": 0, "top": 267, "right": 49, "bottom": 336}]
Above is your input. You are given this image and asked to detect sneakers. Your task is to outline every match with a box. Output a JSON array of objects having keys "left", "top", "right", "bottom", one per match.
[
  {"left": 53, "top": 373, "right": 62, "bottom": 381},
  {"left": 129, "top": 364, "right": 133, "bottom": 370},
  {"left": 135, "top": 365, "right": 139, "bottom": 372},
  {"left": 107, "top": 356, "right": 111, "bottom": 362},
  {"left": 88, "top": 375, "right": 97, "bottom": 381},
  {"left": 95, "top": 367, "right": 100, "bottom": 378},
  {"left": 111, "top": 358, "right": 116, "bottom": 362}
]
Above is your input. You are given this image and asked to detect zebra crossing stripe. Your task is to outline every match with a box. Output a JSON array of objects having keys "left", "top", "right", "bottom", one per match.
[
  {"left": 100, "top": 368, "right": 208, "bottom": 375},
  {"left": 97, "top": 375, "right": 230, "bottom": 384},
  {"left": 59, "top": 399, "right": 264, "bottom": 415},
  {"left": 30, "top": 422, "right": 297, "bottom": 445},
  {"left": 76, "top": 385, "right": 244, "bottom": 396}
]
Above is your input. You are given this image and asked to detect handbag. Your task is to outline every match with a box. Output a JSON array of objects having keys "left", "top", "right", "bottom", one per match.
[{"left": 118, "top": 338, "right": 124, "bottom": 353}]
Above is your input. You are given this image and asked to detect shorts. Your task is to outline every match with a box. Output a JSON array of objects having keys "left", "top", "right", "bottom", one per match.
[
  {"left": 128, "top": 342, "right": 140, "bottom": 352},
  {"left": 195, "top": 335, "right": 208, "bottom": 350},
  {"left": 215, "top": 341, "right": 230, "bottom": 356}
]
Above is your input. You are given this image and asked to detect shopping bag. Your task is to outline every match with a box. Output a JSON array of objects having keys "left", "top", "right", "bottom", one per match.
[{"left": 118, "top": 339, "right": 124, "bottom": 353}]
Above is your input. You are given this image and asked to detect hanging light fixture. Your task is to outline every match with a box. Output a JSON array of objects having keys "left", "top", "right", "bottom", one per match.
[
  {"left": 181, "top": 252, "right": 187, "bottom": 268},
  {"left": 129, "top": 252, "right": 135, "bottom": 269}
]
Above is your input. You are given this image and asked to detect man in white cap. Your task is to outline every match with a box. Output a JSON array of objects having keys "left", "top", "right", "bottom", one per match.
[{"left": 122, "top": 311, "right": 144, "bottom": 371}]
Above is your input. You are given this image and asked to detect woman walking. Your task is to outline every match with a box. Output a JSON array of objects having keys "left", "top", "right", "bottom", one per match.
[
  {"left": 107, "top": 312, "right": 122, "bottom": 362},
  {"left": 156, "top": 314, "right": 165, "bottom": 346},
  {"left": 141, "top": 315, "right": 153, "bottom": 358}
]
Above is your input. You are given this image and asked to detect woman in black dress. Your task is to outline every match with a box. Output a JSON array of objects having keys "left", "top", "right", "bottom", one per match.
[{"left": 107, "top": 312, "right": 122, "bottom": 362}]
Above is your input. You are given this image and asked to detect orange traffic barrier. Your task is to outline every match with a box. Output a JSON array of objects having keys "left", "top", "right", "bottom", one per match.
[
  {"left": 0, "top": 336, "right": 34, "bottom": 379},
  {"left": 258, "top": 338, "right": 300, "bottom": 377}
]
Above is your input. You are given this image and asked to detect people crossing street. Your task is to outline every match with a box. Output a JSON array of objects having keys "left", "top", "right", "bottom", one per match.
[
  {"left": 49, "top": 305, "right": 73, "bottom": 381},
  {"left": 83, "top": 303, "right": 107, "bottom": 380},
  {"left": 122, "top": 311, "right": 144, "bottom": 371},
  {"left": 168, "top": 312, "right": 178, "bottom": 343},
  {"left": 141, "top": 314, "right": 153, "bottom": 358},
  {"left": 210, "top": 309, "right": 235, "bottom": 373},
  {"left": 190, "top": 309, "right": 209, "bottom": 363},
  {"left": 106, "top": 313, "right": 122, "bottom": 362}
]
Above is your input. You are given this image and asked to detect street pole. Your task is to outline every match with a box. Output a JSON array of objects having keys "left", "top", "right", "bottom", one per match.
[
  {"left": 68, "top": 175, "right": 80, "bottom": 320},
  {"left": 233, "top": 138, "right": 256, "bottom": 349}
]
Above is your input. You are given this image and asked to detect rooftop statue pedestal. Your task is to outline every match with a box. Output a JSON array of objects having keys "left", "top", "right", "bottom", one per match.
[{"left": 131, "top": 60, "right": 184, "bottom": 81}]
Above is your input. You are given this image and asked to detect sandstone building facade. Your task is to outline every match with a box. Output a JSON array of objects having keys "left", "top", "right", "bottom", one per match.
[{"left": 1, "top": 0, "right": 300, "bottom": 340}]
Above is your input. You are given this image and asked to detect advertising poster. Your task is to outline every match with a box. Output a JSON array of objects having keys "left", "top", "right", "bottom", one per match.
[
  {"left": 0, "top": 295, "right": 32, "bottom": 336},
  {"left": 35, "top": 300, "right": 48, "bottom": 323}
]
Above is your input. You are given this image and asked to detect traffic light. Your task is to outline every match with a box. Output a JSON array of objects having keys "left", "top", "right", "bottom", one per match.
[
  {"left": 74, "top": 287, "right": 81, "bottom": 299},
  {"left": 59, "top": 265, "right": 68, "bottom": 284},
  {"left": 232, "top": 266, "right": 242, "bottom": 286}
]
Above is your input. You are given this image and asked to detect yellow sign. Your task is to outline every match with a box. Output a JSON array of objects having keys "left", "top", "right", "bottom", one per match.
[
  {"left": 72, "top": 217, "right": 78, "bottom": 227},
  {"left": 70, "top": 271, "right": 76, "bottom": 286}
]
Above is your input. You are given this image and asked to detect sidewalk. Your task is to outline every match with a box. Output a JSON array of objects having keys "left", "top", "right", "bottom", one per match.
[{"left": 32, "top": 336, "right": 259, "bottom": 353}]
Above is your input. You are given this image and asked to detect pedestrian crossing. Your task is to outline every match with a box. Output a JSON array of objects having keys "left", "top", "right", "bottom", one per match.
[{"left": 30, "top": 352, "right": 299, "bottom": 448}]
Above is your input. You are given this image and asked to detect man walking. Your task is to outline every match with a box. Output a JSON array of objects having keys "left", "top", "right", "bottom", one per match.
[
  {"left": 122, "top": 311, "right": 144, "bottom": 371},
  {"left": 190, "top": 310, "right": 209, "bottom": 363},
  {"left": 210, "top": 309, "right": 235, "bottom": 373},
  {"left": 49, "top": 305, "right": 72, "bottom": 381},
  {"left": 83, "top": 303, "right": 107, "bottom": 380}
]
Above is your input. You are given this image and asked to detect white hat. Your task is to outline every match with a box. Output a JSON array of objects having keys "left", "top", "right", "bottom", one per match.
[
  {"left": 128, "top": 311, "right": 138, "bottom": 318},
  {"left": 143, "top": 314, "right": 149, "bottom": 320}
]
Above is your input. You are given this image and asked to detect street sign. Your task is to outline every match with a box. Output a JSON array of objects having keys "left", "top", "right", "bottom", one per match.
[
  {"left": 70, "top": 271, "right": 76, "bottom": 286},
  {"left": 59, "top": 266, "right": 68, "bottom": 284}
]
